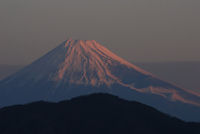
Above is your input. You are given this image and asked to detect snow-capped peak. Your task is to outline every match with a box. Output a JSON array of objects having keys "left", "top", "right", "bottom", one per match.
[
  {"left": 54, "top": 39, "right": 151, "bottom": 87},
  {"left": 1, "top": 39, "right": 200, "bottom": 112}
]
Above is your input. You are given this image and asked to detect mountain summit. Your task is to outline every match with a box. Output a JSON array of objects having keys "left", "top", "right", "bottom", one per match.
[
  {"left": 0, "top": 39, "right": 200, "bottom": 121},
  {"left": 54, "top": 39, "right": 150, "bottom": 86}
]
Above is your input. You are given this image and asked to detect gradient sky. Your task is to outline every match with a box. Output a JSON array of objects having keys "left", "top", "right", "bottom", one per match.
[{"left": 0, "top": 0, "right": 200, "bottom": 65}]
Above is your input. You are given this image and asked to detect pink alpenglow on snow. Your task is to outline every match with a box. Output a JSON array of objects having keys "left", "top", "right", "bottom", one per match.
[
  {"left": 56, "top": 40, "right": 151, "bottom": 86},
  {"left": 50, "top": 39, "right": 200, "bottom": 106},
  {"left": 1, "top": 39, "right": 200, "bottom": 121}
]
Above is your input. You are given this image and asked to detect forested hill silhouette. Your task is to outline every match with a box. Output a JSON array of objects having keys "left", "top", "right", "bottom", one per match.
[
  {"left": 0, "top": 93, "right": 199, "bottom": 134},
  {"left": 1, "top": 39, "right": 200, "bottom": 121}
]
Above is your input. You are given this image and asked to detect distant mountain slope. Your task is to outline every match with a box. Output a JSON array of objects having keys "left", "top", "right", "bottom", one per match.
[
  {"left": 135, "top": 61, "right": 200, "bottom": 93},
  {"left": 1, "top": 62, "right": 200, "bottom": 92},
  {"left": 0, "top": 39, "right": 200, "bottom": 121},
  {"left": 0, "top": 94, "right": 199, "bottom": 134},
  {"left": 0, "top": 65, "right": 23, "bottom": 80}
]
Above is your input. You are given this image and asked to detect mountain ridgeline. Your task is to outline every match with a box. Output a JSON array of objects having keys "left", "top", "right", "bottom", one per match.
[
  {"left": 0, "top": 94, "right": 200, "bottom": 134},
  {"left": 0, "top": 39, "right": 200, "bottom": 121}
]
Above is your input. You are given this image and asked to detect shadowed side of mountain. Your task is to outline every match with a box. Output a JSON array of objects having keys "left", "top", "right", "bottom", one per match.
[
  {"left": 0, "top": 65, "right": 23, "bottom": 80},
  {"left": 135, "top": 61, "right": 200, "bottom": 93},
  {"left": 0, "top": 93, "right": 199, "bottom": 134},
  {"left": 1, "top": 39, "right": 200, "bottom": 121}
]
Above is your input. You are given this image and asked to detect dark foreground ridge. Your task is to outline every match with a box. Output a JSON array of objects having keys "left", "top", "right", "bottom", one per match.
[
  {"left": 1, "top": 39, "right": 200, "bottom": 121},
  {"left": 0, "top": 93, "right": 199, "bottom": 134}
]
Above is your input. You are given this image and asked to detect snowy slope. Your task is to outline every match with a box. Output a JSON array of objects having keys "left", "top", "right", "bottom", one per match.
[{"left": 0, "top": 39, "right": 200, "bottom": 121}]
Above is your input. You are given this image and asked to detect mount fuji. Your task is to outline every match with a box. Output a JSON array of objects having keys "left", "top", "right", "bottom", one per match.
[{"left": 0, "top": 39, "right": 200, "bottom": 121}]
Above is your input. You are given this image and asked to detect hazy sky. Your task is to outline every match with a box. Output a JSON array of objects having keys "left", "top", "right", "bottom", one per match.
[{"left": 0, "top": 0, "right": 200, "bottom": 65}]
